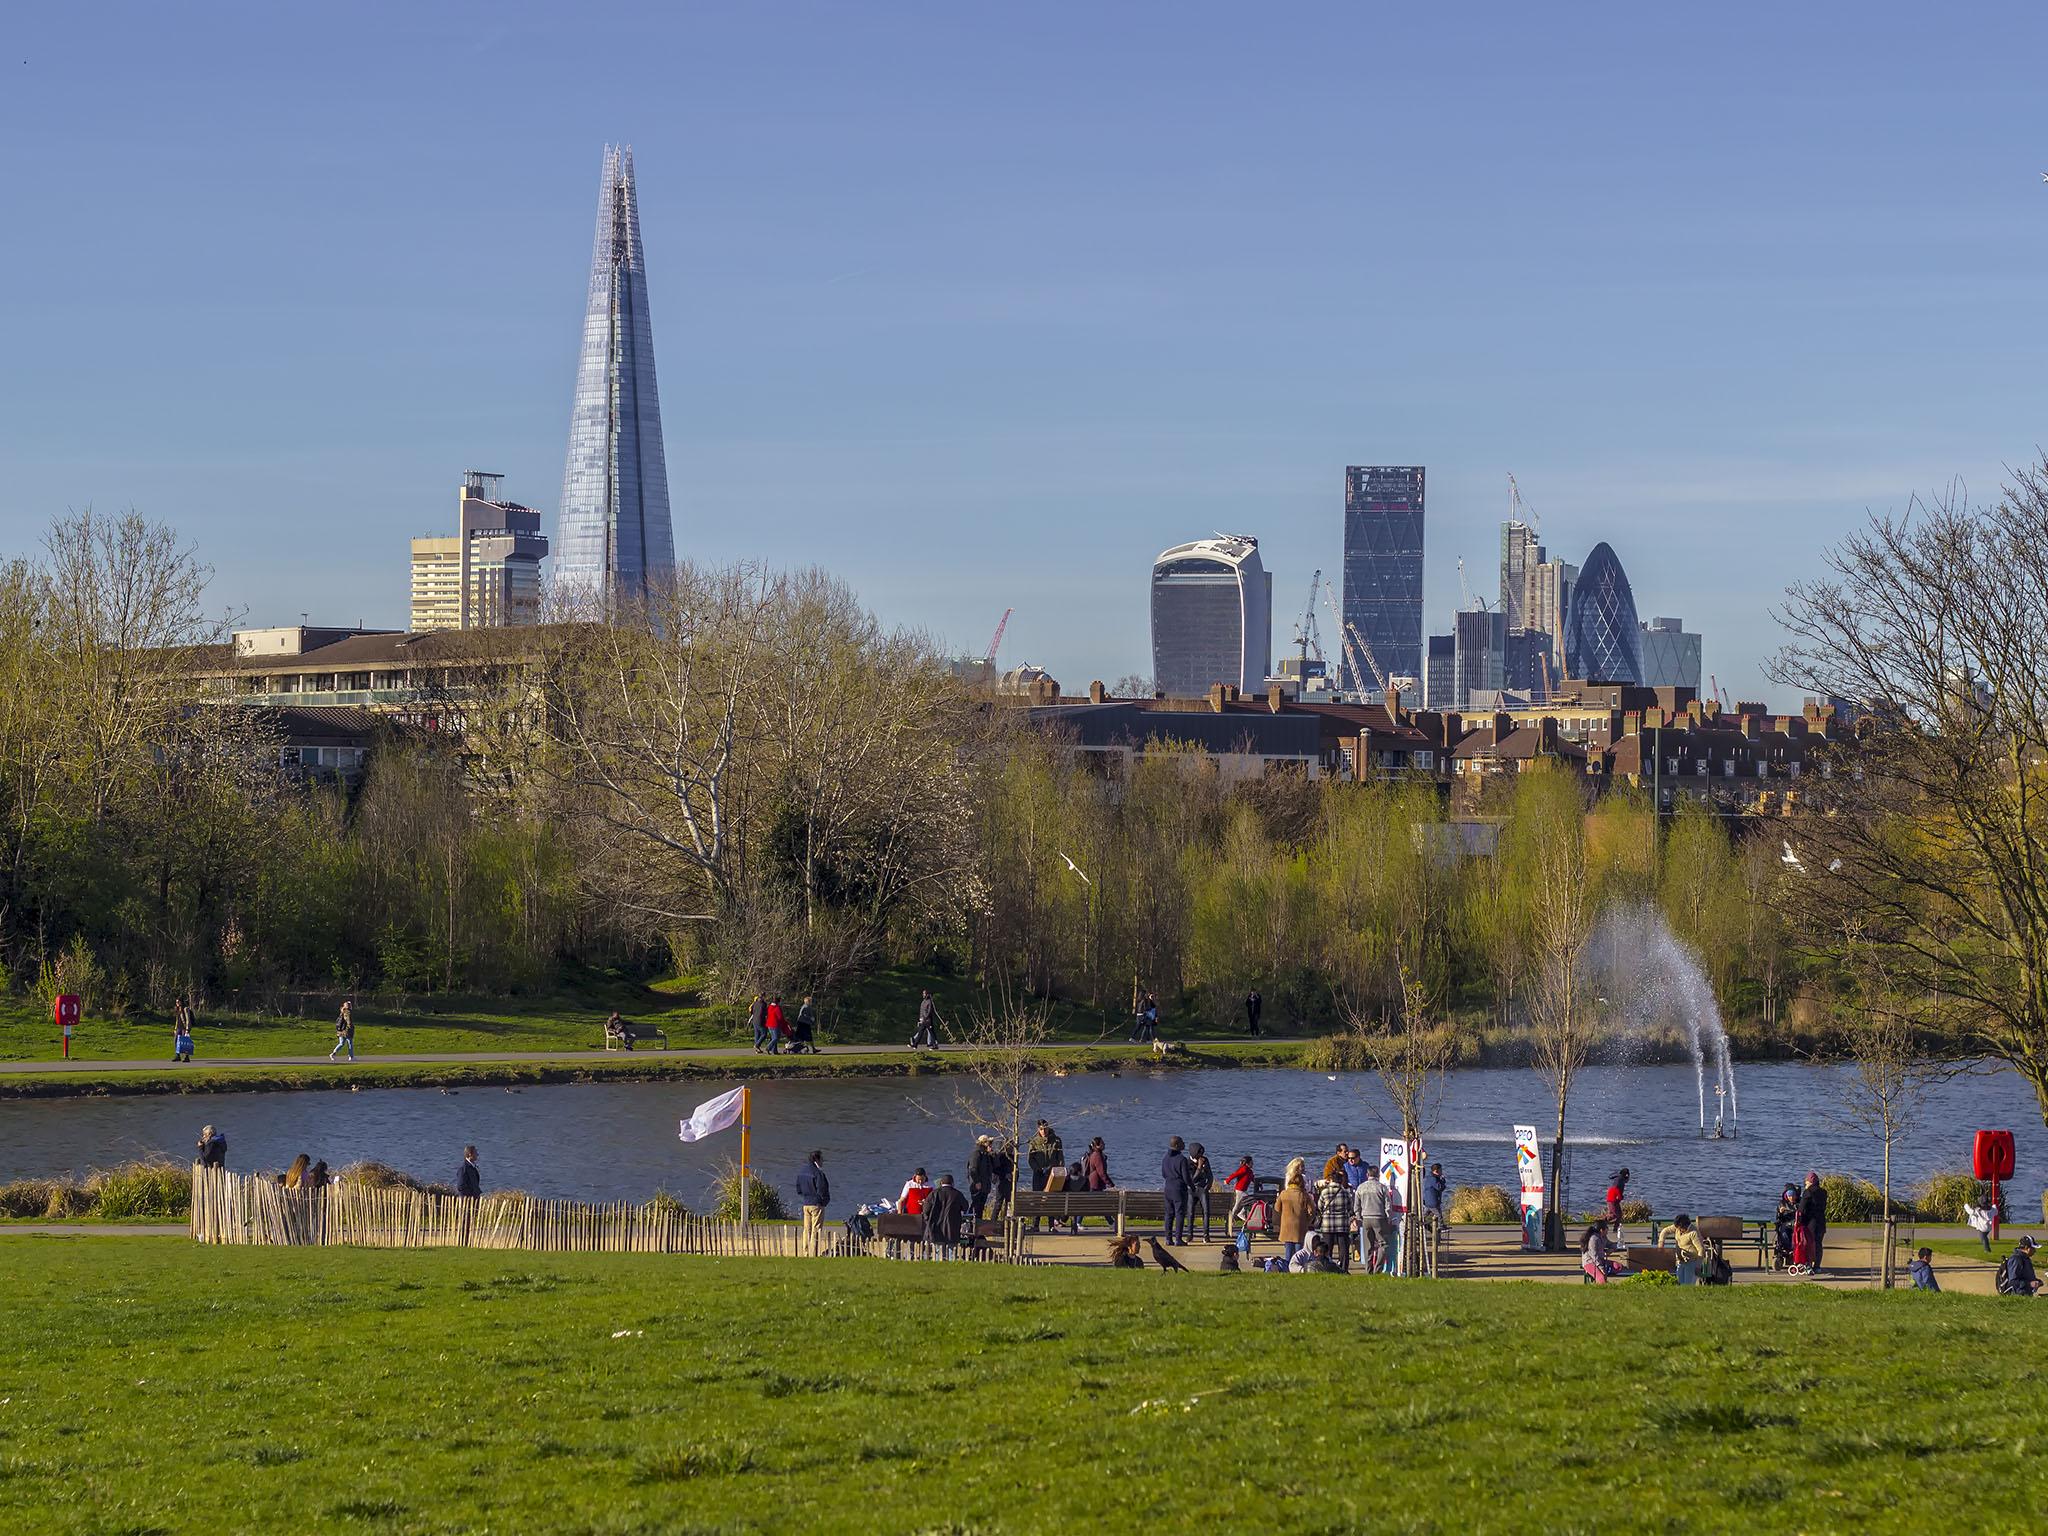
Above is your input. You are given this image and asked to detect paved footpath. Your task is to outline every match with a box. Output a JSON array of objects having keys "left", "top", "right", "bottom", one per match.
[{"left": 0, "top": 1041, "right": 1103, "bottom": 1074}]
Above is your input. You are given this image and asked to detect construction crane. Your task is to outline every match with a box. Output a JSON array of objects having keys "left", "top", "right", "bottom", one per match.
[
  {"left": 1319, "top": 581, "right": 1390, "bottom": 699},
  {"left": 1507, "top": 471, "right": 1538, "bottom": 539},
  {"left": 1709, "top": 673, "right": 1730, "bottom": 713},
  {"left": 983, "top": 609, "right": 1011, "bottom": 668},
  {"left": 1455, "top": 556, "right": 1489, "bottom": 613},
  {"left": 1537, "top": 648, "right": 1554, "bottom": 706},
  {"left": 1288, "top": 570, "right": 1327, "bottom": 683}
]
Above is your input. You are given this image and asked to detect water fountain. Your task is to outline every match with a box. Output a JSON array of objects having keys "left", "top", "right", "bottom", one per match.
[{"left": 1591, "top": 904, "right": 1739, "bottom": 1136}]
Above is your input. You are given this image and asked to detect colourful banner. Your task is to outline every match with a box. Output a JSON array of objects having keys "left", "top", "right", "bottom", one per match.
[
  {"left": 1379, "top": 1136, "right": 1410, "bottom": 1214},
  {"left": 1513, "top": 1124, "right": 1544, "bottom": 1209}
]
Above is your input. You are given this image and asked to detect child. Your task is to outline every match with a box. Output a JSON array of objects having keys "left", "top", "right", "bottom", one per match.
[
  {"left": 1909, "top": 1247, "right": 1939, "bottom": 1291},
  {"left": 1963, "top": 1200, "right": 1994, "bottom": 1253}
]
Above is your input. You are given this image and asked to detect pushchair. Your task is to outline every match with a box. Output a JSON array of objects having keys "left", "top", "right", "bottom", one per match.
[{"left": 1229, "top": 1176, "right": 1282, "bottom": 1243}]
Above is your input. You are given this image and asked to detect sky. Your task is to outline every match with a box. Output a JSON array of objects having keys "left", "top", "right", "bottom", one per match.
[{"left": 3, "top": 4, "right": 2045, "bottom": 703}]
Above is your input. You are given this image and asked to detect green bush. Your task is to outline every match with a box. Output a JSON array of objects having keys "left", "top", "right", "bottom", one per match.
[
  {"left": 87, "top": 1162, "right": 190, "bottom": 1219},
  {"left": 1298, "top": 1035, "right": 1363, "bottom": 1072},
  {"left": 1819, "top": 1173, "right": 1887, "bottom": 1221},
  {"left": 1448, "top": 1184, "right": 1518, "bottom": 1224},
  {"left": 1913, "top": 1171, "right": 1989, "bottom": 1223},
  {"left": 711, "top": 1165, "right": 787, "bottom": 1222}
]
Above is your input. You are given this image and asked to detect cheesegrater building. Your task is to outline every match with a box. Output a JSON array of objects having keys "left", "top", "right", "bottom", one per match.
[{"left": 555, "top": 145, "right": 675, "bottom": 607}]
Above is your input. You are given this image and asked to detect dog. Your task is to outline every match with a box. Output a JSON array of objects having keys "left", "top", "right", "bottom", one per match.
[
  {"left": 1145, "top": 1236, "right": 1190, "bottom": 1272},
  {"left": 1150, "top": 1039, "right": 1185, "bottom": 1060}
]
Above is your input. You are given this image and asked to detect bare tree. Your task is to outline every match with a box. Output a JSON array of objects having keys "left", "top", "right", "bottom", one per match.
[
  {"left": 1343, "top": 962, "right": 1457, "bottom": 1274},
  {"left": 1515, "top": 765, "right": 1598, "bottom": 1249},
  {"left": 1773, "top": 460, "right": 2048, "bottom": 1129},
  {"left": 943, "top": 984, "right": 1052, "bottom": 1255}
]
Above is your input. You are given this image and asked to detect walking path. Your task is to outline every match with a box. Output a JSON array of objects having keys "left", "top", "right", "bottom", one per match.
[{"left": 0, "top": 1041, "right": 1111, "bottom": 1075}]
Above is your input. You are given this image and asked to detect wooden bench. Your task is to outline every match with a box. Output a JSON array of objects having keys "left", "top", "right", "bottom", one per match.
[
  {"left": 1693, "top": 1215, "right": 1765, "bottom": 1270},
  {"left": 1624, "top": 1245, "right": 1678, "bottom": 1274},
  {"left": 601, "top": 1023, "right": 668, "bottom": 1052},
  {"left": 1011, "top": 1189, "right": 1170, "bottom": 1236},
  {"left": 871, "top": 1210, "right": 987, "bottom": 1255}
]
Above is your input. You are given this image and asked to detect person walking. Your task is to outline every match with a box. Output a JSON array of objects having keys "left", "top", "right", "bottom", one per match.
[
  {"left": 910, "top": 989, "right": 939, "bottom": 1050},
  {"left": 1603, "top": 1168, "right": 1631, "bottom": 1244},
  {"left": 922, "top": 1173, "right": 972, "bottom": 1258},
  {"left": 763, "top": 996, "right": 787, "bottom": 1055},
  {"left": 1186, "top": 1143, "right": 1215, "bottom": 1242},
  {"left": 456, "top": 1146, "right": 482, "bottom": 1199},
  {"left": 1355, "top": 1170, "right": 1393, "bottom": 1274},
  {"left": 1796, "top": 1171, "right": 1829, "bottom": 1272},
  {"left": 796, "top": 1150, "right": 831, "bottom": 1257},
  {"left": 791, "top": 995, "right": 819, "bottom": 1054},
  {"left": 968, "top": 1136, "right": 998, "bottom": 1221},
  {"left": 329, "top": 999, "right": 355, "bottom": 1061},
  {"left": 749, "top": 993, "right": 769, "bottom": 1053},
  {"left": 196, "top": 1124, "right": 227, "bottom": 1169},
  {"left": 1160, "top": 1137, "right": 1192, "bottom": 1245},
  {"left": 1224, "top": 1154, "right": 1256, "bottom": 1232},
  {"left": 1244, "top": 987, "right": 1262, "bottom": 1037},
  {"left": 172, "top": 997, "right": 195, "bottom": 1062},
  {"left": 1314, "top": 1171, "right": 1356, "bottom": 1274},
  {"left": 1996, "top": 1235, "right": 2042, "bottom": 1296},
  {"left": 1276, "top": 1164, "right": 1312, "bottom": 1265}
]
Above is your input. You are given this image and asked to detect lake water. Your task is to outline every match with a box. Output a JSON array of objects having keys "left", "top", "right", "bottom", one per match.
[{"left": 3, "top": 1062, "right": 2042, "bottom": 1219}]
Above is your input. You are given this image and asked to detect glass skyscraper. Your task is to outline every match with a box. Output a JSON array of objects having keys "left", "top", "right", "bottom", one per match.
[
  {"left": 556, "top": 145, "right": 674, "bottom": 606},
  {"left": 1150, "top": 535, "right": 1272, "bottom": 696},
  {"left": 1342, "top": 466, "right": 1425, "bottom": 694},
  {"left": 1562, "top": 542, "right": 1644, "bottom": 684}
]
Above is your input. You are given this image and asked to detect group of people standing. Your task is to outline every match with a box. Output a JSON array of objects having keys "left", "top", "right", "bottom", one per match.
[
  {"left": 1264, "top": 1142, "right": 1440, "bottom": 1273},
  {"left": 1776, "top": 1172, "right": 1830, "bottom": 1274}
]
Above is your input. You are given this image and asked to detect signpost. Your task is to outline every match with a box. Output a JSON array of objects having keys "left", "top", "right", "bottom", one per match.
[
  {"left": 54, "top": 994, "right": 79, "bottom": 1060},
  {"left": 1514, "top": 1124, "right": 1544, "bottom": 1250},
  {"left": 1380, "top": 1136, "right": 1410, "bottom": 1274}
]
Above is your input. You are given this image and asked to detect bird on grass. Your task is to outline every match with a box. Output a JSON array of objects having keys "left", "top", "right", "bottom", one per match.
[{"left": 1146, "top": 1237, "right": 1189, "bottom": 1272}]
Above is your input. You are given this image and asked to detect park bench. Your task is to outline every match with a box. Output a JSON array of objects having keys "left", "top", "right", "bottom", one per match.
[
  {"left": 1623, "top": 1245, "right": 1678, "bottom": 1275},
  {"left": 1010, "top": 1189, "right": 1170, "bottom": 1237},
  {"left": 1694, "top": 1216, "right": 1760, "bottom": 1269},
  {"left": 871, "top": 1210, "right": 989, "bottom": 1257},
  {"left": 601, "top": 1023, "right": 667, "bottom": 1051}
]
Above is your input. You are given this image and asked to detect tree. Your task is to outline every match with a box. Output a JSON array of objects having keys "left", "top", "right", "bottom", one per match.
[
  {"left": 1773, "top": 461, "right": 2048, "bottom": 1128},
  {"left": 1343, "top": 962, "right": 1457, "bottom": 1274},
  {"left": 1511, "top": 765, "right": 1598, "bottom": 1248},
  {"left": 1830, "top": 950, "right": 1957, "bottom": 1287},
  {"left": 943, "top": 984, "right": 1052, "bottom": 1254}
]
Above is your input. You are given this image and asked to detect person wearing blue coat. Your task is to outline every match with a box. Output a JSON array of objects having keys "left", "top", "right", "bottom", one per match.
[{"left": 1160, "top": 1136, "right": 1192, "bottom": 1245}]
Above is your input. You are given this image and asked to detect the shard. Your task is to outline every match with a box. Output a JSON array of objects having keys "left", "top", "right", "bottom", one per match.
[{"left": 556, "top": 145, "right": 674, "bottom": 606}]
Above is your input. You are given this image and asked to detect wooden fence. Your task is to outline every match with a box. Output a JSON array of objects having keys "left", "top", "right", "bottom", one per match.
[{"left": 188, "top": 1166, "right": 1035, "bottom": 1263}]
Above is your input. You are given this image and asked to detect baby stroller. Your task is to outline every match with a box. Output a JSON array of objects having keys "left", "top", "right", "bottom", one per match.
[{"left": 1230, "top": 1176, "right": 1282, "bottom": 1243}]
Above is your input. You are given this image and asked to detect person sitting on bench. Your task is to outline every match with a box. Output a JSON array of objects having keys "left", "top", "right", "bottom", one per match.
[{"left": 604, "top": 1011, "right": 630, "bottom": 1050}]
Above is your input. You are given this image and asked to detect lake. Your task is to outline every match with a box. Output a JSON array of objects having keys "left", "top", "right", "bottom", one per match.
[{"left": 5, "top": 1061, "right": 2043, "bottom": 1219}]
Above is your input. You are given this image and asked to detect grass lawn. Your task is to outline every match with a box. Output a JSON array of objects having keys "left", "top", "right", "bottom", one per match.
[
  {"left": 2, "top": 1238, "right": 2044, "bottom": 1534},
  {"left": 0, "top": 965, "right": 1298, "bottom": 1065}
]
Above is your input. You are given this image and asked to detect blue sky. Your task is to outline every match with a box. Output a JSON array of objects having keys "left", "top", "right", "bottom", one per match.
[{"left": 3, "top": 4, "right": 2044, "bottom": 702}]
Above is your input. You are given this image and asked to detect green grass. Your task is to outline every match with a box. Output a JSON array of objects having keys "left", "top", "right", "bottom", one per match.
[{"left": 2, "top": 1238, "right": 2044, "bottom": 1532}]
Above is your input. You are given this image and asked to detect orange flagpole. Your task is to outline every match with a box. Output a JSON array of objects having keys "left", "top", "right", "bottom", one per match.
[{"left": 738, "top": 1086, "right": 751, "bottom": 1234}]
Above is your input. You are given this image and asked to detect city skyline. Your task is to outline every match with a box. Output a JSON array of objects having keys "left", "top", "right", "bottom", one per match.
[{"left": 5, "top": 7, "right": 2047, "bottom": 706}]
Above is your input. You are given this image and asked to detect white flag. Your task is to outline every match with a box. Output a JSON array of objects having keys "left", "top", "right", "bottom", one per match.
[{"left": 678, "top": 1087, "right": 746, "bottom": 1144}]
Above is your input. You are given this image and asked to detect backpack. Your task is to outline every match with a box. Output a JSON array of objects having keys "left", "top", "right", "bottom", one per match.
[
  {"left": 843, "top": 1213, "right": 874, "bottom": 1242},
  {"left": 1996, "top": 1254, "right": 2026, "bottom": 1295}
]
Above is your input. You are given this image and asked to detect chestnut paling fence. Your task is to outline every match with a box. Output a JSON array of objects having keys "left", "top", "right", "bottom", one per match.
[{"left": 186, "top": 1165, "right": 1033, "bottom": 1262}]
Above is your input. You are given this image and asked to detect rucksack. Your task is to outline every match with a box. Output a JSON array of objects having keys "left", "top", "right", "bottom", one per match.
[{"left": 1996, "top": 1254, "right": 2025, "bottom": 1295}]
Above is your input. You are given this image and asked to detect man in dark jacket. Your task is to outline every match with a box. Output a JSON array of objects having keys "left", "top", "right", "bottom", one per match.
[
  {"left": 196, "top": 1124, "right": 227, "bottom": 1169},
  {"left": 796, "top": 1150, "right": 830, "bottom": 1256},
  {"left": 457, "top": 1146, "right": 481, "bottom": 1199},
  {"left": 1161, "top": 1136, "right": 1192, "bottom": 1245},
  {"left": 748, "top": 994, "right": 768, "bottom": 1053},
  {"left": 1244, "top": 988, "right": 1262, "bottom": 1037},
  {"left": 922, "top": 1174, "right": 972, "bottom": 1255},
  {"left": 1998, "top": 1235, "right": 2042, "bottom": 1296},
  {"left": 1026, "top": 1120, "right": 1063, "bottom": 1232}
]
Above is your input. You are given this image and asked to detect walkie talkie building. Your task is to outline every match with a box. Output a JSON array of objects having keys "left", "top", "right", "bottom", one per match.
[{"left": 556, "top": 145, "right": 674, "bottom": 606}]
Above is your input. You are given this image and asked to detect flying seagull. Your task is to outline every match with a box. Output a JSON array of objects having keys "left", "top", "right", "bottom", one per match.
[
  {"left": 1058, "top": 851, "right": 1091, "bottom": 884},
  {"left": 1781, "top": 840, "right": 1804, "bottom": 871}
]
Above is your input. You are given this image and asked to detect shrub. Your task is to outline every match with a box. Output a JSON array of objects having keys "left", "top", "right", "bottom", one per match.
[
  {"left": 1297, "top": 1035, "right": 1363, "bottom": 1072},
  {"left": 36, "top": 935, "right": 109, "bottom": 1017},
  {"left": 648, "top": 1189, "right": 693, "bottom": 1219},
  {"left": 0, "top": 1179, "right": 60, "bottom": 1219},
  {"left": 1819, "top": 1173, "right": 1886, "bottom": 1221},
  {"left": 338, "top": 1161, "right": 429, "bottom": 1191},
  {"left": 711, "top": 1164, "right": 788, "bottom": 1222},
  {"left": 1448, "top": 1184, "right": 1518, "bottom": 1224},
  {"left": 1914, "top": 1171, "right": 1998, "bottom": 1223},
  {"left": 86, "top": 1161, "right": 190, "bottom": 1219}
]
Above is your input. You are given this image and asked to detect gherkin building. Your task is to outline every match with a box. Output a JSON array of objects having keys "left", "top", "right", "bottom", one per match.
[{"left": 1562, "top": 542, "right": 1643, "bottom": 684}]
